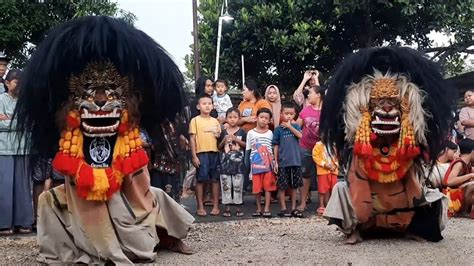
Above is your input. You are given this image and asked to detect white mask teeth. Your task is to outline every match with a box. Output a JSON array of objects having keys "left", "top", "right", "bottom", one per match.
[
  {"left": 83, "top": 131, "right": 117, "bottom": 138},
  {"left": 82, "top": 120, "right": 120, "bottom": 134}
]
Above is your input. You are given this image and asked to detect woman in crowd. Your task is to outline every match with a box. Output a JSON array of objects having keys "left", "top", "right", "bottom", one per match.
[
  {"left": 265, "top": 84, "right": 282, "bottom": 129},
  {"left": 238, "top": 80, "right": 272, "bottom": 132},
  {"left": 293, "top": 70, "right": 320, "bottom": 107},
  {"left": 0, "top": 69, "right": 33, "bottom": 235}
]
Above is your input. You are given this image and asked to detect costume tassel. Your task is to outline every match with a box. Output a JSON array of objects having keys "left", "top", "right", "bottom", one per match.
[
  {"left": 131, "top": 152, "right": 140, "bottom": 169},
  {"left": 76, "top": 164, "right": 94, "bottom": 199},
  {"left": 122, "top": 157, "right": 133, "bottom": 175}
]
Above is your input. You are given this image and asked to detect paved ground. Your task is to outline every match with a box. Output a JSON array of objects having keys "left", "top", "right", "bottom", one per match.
[
  {"left": 1, "top": 216, "right": 473, "bottom": 264},
  {"left": 1, "top": 192, "right": 473, "bottom": 264}
]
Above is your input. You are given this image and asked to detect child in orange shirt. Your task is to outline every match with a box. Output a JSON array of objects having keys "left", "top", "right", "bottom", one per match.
[{"left": 312, "top": 141, "right": 339, "bottom": 215}]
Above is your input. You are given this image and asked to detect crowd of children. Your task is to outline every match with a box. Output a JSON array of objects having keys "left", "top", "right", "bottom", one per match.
[{"left": 186, "top": 72, "right": 340, "bottom": 219}]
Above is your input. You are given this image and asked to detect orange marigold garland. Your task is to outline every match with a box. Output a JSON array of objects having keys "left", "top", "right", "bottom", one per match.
[
  {"left": 52, "top": 109, "right": 149, "bottom": 201},
  {"left": 354, "top": 110, "right": 373, "bottom": 157}
]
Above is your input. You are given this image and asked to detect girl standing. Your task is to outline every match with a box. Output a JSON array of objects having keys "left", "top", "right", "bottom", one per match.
[
  {"left": 265, "top": 85, "right": 282, "bottom": 128},
  {"left": 218, "top": 108, "right": 246, "bottom": 217},
  {"left": 0, "top": 69, "right": 33, "bottom": 235},
  {"left": 296, "top": 85, "right": 325, "bottom": 213}
]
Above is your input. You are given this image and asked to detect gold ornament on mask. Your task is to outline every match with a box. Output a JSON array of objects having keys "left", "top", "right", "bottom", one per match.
[
  {"left": 69, "top": 61, "right": 129, "bottom": 102},
  {"left": 370, "top": 78, "right": 399, "bottom": 99}
]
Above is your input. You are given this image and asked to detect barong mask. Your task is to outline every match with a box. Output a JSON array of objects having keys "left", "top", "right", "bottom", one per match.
[
  {"left": 319, "top": 47, "right": 455, "bottom": 184},
  {"left": 344, "top": 71, "right": 426, "bottom": 182},
  {"left": 54, "top": 62, "right": 148, "bottom": 201},
  {"left": 71, "top": 62, "right": 127, "bottom": 138},
  {"left": 13, "top": 16, "right": 186, "bottom": 202}
]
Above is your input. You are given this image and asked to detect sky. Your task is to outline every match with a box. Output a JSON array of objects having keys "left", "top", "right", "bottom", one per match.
[{"left": 117, "top": 0, "right": 194, "bottom": 71}]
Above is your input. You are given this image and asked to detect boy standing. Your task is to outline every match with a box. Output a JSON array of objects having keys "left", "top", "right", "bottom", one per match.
[
  {"left": 189, "top": 94, "right": 222, "bottom": 216},
  {"left": 246, "top": 108, "right": 276, "bottom": 218},
  {"left": 273, "top": 102, "right": 303, "bottom": 217}
]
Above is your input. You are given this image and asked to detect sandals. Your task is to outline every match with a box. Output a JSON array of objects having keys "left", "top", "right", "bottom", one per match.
[
  {"left": 291, "top": 209, "right": 304, "bottom": 218},
  {"left": 195, "top": 210, "right": 207, "bottom": 217},
  {"left": 252, "top": 211, "right": 262, "bottom": 217},
  {"left": 235, "top": 211, "right": 244, "bottom": 217},
  {"left": 16, "top": 227, "right": 32, "bottom": 234},
  {"left": 222, "top": 211, "right": 232, "bottom": 217},
  {"left": 278, "top": 210, "right": 292, "bottom": 218},
  {"left": 317, "top": 207, "right": 326, "bottom": 215},
  {"left": 262, "top": 212, "right": 272, "bottom": 218},
  {"left": 0, "top": 229, "right": 13, "bottom": 236}
]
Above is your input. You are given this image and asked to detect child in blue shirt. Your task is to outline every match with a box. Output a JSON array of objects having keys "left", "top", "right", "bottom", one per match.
[{"left": 272, "top": 102, "right": 303, "bottom": 217}]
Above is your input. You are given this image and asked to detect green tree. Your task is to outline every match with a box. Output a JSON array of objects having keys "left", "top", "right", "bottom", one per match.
[
  {"left": 188, "top": 0, "right": 474, "bottom": 93},
  {"left": 0, "top": 0, "right": 136, "bottom": 67}
]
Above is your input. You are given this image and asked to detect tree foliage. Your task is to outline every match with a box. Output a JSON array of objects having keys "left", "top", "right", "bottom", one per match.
[
  {"left": 188, "top": 0, "right": 474, "bottom": 93},
  {"left": 0, "top": 0, "right": 136, "bottom": 68}
]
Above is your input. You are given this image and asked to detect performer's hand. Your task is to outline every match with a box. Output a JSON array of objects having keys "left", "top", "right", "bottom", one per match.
[{"left": 192, "top": 156, "right": 200, "bottom": 168}]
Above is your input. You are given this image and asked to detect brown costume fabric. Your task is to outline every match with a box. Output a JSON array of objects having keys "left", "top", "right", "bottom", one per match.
[
  {"left": 324, "top": 156, "right": 448, "bottom": 236},
  {"left": 348, "top": 156, "right": 421, "bottom": 231},
  {"left": 37, "top": 167, "right": 194, "bottom": 264}
]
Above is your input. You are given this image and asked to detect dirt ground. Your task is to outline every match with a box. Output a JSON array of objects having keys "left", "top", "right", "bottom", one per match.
[{"left": 1, "top": 216, "right": 472, "bottom": 264}]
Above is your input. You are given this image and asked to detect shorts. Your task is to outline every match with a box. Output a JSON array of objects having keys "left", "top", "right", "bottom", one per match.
[
  {"left": 300, "top": 148, "right": 316, "bottom": 179},
  {"left": 195, "top": 152, "right": 219, "bottom": 182},
  {"left": 252, "top": 171, "right": 276, "bottom": 194},
  {"left": 317, "top": 174, "right": 338, "bottom": 194},
  {"left": 277, "top": 166, "right": 303, "bottom": 190}
]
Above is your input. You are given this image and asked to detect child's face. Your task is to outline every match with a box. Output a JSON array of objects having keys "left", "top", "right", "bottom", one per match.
[
  {"left": 197, "top": 97, "right": 213, "bottom": 115},
  {"left": 464, "top": 91, "right": 474, "bottom": 106},
  {"left": 256, "top": 112, "right": 271, "bottom": 128},
  {"left": 226, "top": 111, "right": 239, "bottom": 127},
  {"left": 281, "top": 107, "right": 296, "bottom": 122},
  {"left": 5, "top": 79, "right": 18, "bottom": 92},
  {"left": 266, "top": 87, "right": 278, "bottom": 102},
  {"left": 215, "top": 81, "right": 227, "bottom": 96},
  {"left": 308, "top": 87, "right": 321, "bottom": 105},
  {"left": 204, "top": 79, "right": 214, "bottom": 95}
]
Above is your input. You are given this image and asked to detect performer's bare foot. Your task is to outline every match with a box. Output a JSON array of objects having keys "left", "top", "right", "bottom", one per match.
[
  {"left": 344, "top": 230, "right": 362, "bottom": 244},
  {"left": 157, "top": 229, "right": 194, "bottom": 255},
  {"left": 169, "top": 239, "right": 194, "bottom": 255},
  {"left": 158, "top": 238, "right": 194, "bottom": 255}
]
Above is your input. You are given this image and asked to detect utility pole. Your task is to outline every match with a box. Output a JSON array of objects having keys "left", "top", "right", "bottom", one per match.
[{"left": 192, "top": 0, "right": 200, "bottom": 82}]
